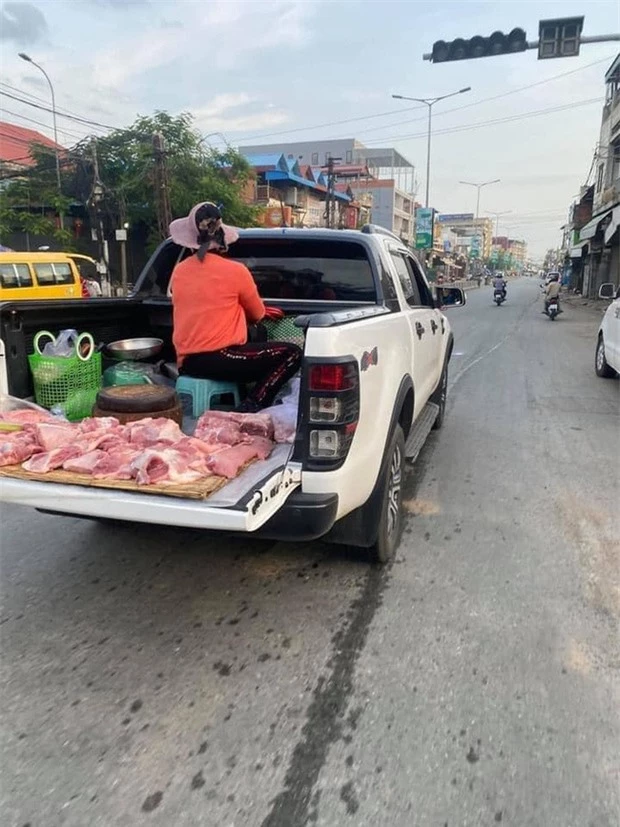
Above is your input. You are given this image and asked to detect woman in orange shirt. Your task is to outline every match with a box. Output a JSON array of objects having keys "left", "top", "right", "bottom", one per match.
[{"left": 169, "top": 202, "right": 302, "bottom": 413}]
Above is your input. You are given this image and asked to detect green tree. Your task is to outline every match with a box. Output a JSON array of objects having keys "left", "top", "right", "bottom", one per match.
[{"left": 0, "top": 111, "right": 258, "bottom": 251}]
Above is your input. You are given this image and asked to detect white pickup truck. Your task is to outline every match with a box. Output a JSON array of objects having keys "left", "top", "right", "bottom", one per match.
[{"left": 0, "top": 225, "right": 464, "bottom": 562}]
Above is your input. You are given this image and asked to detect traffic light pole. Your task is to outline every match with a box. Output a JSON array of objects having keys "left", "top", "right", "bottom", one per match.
[{"left": 423, "top": 32, "right": 620, "bottom": 61}]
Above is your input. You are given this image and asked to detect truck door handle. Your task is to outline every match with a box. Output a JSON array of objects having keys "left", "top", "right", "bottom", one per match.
[
  {"left": 430, "top": 319, "right": 438, "bottom": 334},
  {"left": 415, "top": 322, "right": 425, "bottom": 339}
]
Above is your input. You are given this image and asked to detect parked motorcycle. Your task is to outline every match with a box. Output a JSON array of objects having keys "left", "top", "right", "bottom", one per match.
[
  {"left": 494, "top": 289, "right": 505, "bottom": 306},
  {"left": 545, "top": 298, "right": 560, "bottom": 320}
]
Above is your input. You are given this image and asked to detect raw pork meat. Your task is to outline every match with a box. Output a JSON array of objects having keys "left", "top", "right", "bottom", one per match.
[
  {"left": 0, "top": 409, "right": 55, "bottom": 425},
  {"left": 128, "top": 418, "right": 183, "bottom": 447},
  {"left": 196, "top": 410, "right": 274, "bottom": 439},
  {"left": 63, "top": 450, "right": 107, "bottom": 474},
  {"left": 78, "top": 417, "right": 120, "bottom": 433},
  {"left": 194, "top": 412, "right": 249, "bottom": 446},
  {"left": 0, "top": 431, "right": 39, "bottom": 467},
  {"left": 91, "top": 448, "right": 140, "bottom": 480},
  {"left": 131, "top": 448, "right": 205, "bottom": 486},
  {"left": 246, "top": 436, "right": 274, "bottom": 460},
  {"left": 34, "top": 422, "right": 76, "bottom": 451},
  {"left": 234, "top": 412, "right": 273, "bottom": 439},
  {"left": 205, "top": 443, "right": 264, "bottom": 479},
  {"left": 23, "top": 445, "right": 81, "bottom": 473}
]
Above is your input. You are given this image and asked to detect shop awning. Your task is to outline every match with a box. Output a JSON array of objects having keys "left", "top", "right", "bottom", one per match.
[
  {"left": 604, "top": 204, "right": 620, "bottom": 243},
  {"left": 569, "top": 239, "right": 589, "bottom": 258},
  {"left": 578, "top": 206, "right": 614, "bottom": 241}
]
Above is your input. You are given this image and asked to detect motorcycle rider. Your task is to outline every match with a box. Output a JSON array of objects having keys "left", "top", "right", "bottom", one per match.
[
  {"left": 543, "top": 273, "right": 562, "bottom": 314},
  {"left": 492, "top": 273, "right": 507, "bottom": 299}
]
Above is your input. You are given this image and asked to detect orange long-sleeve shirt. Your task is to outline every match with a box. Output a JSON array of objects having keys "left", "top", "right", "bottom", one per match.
[{"left": 170, "top": 252, "right": 265, "bottom": 365}]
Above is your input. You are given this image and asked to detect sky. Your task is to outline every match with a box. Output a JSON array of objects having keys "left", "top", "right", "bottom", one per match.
[{"left": 0, "top": 0, "right": 619, "bottom": 258}]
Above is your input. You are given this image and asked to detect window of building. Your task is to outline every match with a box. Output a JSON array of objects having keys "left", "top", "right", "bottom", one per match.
[
  {"left": 596, "top": 164, "right": 605, "bottom": 192},
  {"left": 346, "top": 150, "right": 353, "bottom": 164},
  {"left": 311, "top": 152, "right": 319, "bottom": 165},
  {"left": 0, "top": 263, "right": 33, "bottom": 288},
  {"left": 612, "top": 140, "right": 620, "bottom": 183},
  {"left": 324, "top": 152, "right": 331, "bottom": 164}
]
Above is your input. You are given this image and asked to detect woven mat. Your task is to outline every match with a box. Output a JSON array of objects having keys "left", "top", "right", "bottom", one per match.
[{"left": 0, "top": 464, "right": 230, "bottom": 500}]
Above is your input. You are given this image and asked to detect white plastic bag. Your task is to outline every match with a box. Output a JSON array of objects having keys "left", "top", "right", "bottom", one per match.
[
  {"left": 262, "top": 400, "right": 298, "bottom": 444},
  {"left": 275, "top": 375, "right": 300, "bottom": 406},
  {"left": 42, "top": 329, "right": 79, "bottom": 357}
]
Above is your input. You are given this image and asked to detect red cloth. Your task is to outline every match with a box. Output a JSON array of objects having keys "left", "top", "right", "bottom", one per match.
[{"left": 170, "top": 252, "right": 265, "bottom": 366}]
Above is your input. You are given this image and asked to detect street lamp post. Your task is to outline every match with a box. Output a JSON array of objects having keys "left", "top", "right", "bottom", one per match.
[
  {"left": 486, "top": 210, "right": 513, "bottom": 237},
  {"left": 459, "top": 179, "right": 500, "bottom": 218},
  {"left": 392, "top": 87, "right": 471, "bottom": 208},
  {"left": 18, "top": 52, "right": 63, "bottom": 229}
]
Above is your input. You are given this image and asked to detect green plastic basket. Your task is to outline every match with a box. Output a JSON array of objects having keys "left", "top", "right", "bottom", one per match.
[
  {"left": 263, "top": 316, "right": 305, "bottom": 346},
  {"left": 28, "top": 330, "right": 102, "bottom": 421}
]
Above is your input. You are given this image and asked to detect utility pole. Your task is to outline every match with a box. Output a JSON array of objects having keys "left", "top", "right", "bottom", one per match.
[
  {"left": 90, "top": 138, "right": 110, "bottom": 296},
  {"left": 324, "top": 155, "right": 341, "bottom": 229},
  {"left": 153, "top": 133, "right": 172, "bottom": 240}
]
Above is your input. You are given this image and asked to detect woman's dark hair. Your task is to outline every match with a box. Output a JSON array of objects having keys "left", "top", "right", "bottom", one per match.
[{"left": 195, "top": 202, "right": 225, "bottom": 261}]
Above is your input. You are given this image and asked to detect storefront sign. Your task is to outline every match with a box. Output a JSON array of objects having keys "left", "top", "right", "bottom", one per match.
[
  {"left": 437, "top": 213, "right": 474, "bottom": 223},
  {"left": 415, "top": 208, "right": 435, "bottom": 249}
]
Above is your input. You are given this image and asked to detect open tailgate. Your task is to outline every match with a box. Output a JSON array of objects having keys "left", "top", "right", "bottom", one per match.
[{"left": 0, "top": 461, "right": 301, "bottom": 532}]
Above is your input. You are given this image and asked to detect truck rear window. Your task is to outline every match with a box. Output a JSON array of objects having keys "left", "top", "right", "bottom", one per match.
[
  {"left": 231, "top": 239, "right": 376, "bottom": 302},
  {"left": 140, "top": 237, "right": 378, "bottom": 302}
]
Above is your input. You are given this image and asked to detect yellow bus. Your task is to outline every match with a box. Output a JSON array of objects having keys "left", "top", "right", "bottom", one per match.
[{"left": 0, "top": 252, "right": 97, "bottom": 301}]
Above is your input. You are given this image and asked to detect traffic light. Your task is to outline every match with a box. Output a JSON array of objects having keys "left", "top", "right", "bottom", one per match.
[
  {"left": 431, "top": 28, "right": 527, "bottom": 63},
  {"left": 537, "top": 17, "right": 584, "bottom": 59}
]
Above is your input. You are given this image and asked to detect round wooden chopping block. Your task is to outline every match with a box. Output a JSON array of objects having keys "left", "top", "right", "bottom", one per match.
[
  {"left": 96, "top": 384, "right": 177, "bottom": 414},
  {"left": 92, "top": 400, "right": 183, "bottom": 426}
]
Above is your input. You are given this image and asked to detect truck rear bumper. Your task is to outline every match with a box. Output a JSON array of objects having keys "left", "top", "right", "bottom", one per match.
[
  {"left": 1, "top": 475, "right": 336, "bottom": 540},
  {"left": 253, "top": 491, "right": 338, "bottom": 541}
]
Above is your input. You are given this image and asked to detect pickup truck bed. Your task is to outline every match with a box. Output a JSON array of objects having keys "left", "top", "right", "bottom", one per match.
[{"left": 0, "top": 226, "right": 462, "bottom": 562}]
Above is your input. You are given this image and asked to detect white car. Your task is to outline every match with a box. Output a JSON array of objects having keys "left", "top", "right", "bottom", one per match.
[{"left": 596, "top": 283, "right": 620, "bottom": 378}]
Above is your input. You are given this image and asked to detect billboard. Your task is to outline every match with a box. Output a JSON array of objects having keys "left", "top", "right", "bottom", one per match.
[
  {"left": 470, "top": 235, "right": 481, "bottom": 259},
  {"left": 437, "top": 213, "right": 474, "bottom": 223},
  {"left": 415, "top": 208, "right": 435, "bottom": 249}
]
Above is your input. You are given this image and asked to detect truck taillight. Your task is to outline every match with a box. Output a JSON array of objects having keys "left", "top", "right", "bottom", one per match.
[
  {"left": 300, "top": 359, "right": 360, "bottom": 470},
  {"left": 309, "top": 363, "right": 356, "bottom": 391}
]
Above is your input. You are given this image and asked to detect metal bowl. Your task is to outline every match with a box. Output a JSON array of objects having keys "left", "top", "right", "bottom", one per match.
[{"left": 105, "top": 337, "right": 163, "bottom": 361}]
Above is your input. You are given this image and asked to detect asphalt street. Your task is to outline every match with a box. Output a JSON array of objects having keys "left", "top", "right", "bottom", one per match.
[{"left": 1, "top": 279, "right": 618, "bottom": 827}]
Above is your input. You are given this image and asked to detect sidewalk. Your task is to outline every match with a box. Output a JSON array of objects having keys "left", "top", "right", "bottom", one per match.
[{"left": 560, "top": 293, "right": 609, "bottom": 321}]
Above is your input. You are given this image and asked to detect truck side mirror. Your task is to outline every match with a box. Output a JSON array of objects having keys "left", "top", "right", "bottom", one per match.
[
  {"left": 598, "top": 283, "right": 616, "bottom": 299},
  {"left": 436, "top": 287, "right": 466, "bottom": 309}
]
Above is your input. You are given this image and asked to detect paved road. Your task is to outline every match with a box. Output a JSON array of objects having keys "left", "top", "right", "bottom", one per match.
[{"left": 1, "top": 280, "right": 618, "bottom": 827}]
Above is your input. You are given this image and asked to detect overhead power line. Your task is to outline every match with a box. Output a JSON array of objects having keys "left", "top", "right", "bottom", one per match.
[
  {"left": 0, "top": 89, "right": 117, "bottom": 130},
  {"left": 231, "top": 54, "right": 614, "bottom": 144},
  {"left": 361, "top": 97, "right": 603, "bottom": 145},
  {"left": 0, "top": 107, "right": 87, "bottom": 142},
  {"left": 0, "top": 81, "right": 107, "bottom": 127}
]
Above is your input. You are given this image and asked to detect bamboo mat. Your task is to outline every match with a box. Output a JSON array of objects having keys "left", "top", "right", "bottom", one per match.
[{"left": 0, "top": 464, "right": 229, "bottom": 500}]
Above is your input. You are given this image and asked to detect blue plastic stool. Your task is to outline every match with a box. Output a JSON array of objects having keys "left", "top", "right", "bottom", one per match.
[{"left": 175, "top": 376, "right": 241, "bottom": 418}]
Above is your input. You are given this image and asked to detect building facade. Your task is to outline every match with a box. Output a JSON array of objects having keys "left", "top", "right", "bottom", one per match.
[
  {"left": 239, "top": 138, "right": 416, "bottom": 244},
  {"left": 568, "top": 55, "right": 620, "bottom": 295}
]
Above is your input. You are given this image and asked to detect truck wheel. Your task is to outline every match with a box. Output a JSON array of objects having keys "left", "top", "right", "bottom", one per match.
[
  {"left": 596, "top": 335, "right": 616, "bottom": 378},
  {"left": 368, "top": 425, "right": 405, "bottom": 565},
  {"left": 431, "top": 365, "right": 448, "bottom": 430}
]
